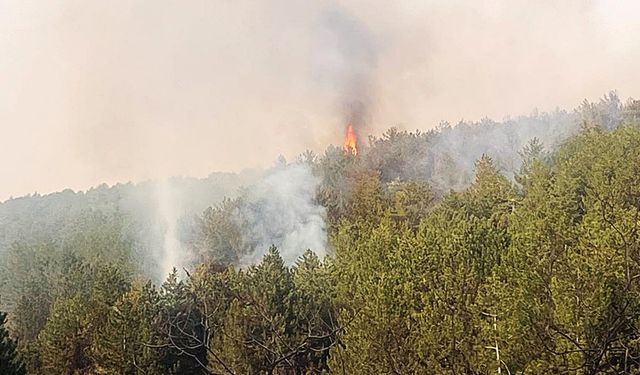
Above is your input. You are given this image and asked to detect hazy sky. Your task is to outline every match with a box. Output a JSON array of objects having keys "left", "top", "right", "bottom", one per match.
[{"left": 1, "top": 0, "right": 639, "bottom": 200}]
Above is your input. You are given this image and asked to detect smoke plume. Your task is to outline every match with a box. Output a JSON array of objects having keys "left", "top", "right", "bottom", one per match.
[
  {"left": 235, "top": 163, "right": 326, "bottom": 265},
  {"left": 316, "top": 8, "right": 377, "bottom": 137},
  {"left": 154, "top": 179, "right": 188, "bottom": 277}
]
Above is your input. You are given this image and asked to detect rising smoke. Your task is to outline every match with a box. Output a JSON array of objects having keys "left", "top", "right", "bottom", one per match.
[
  {"left": 154, "top": 179, "right": 187, "bottom": 277},
  {"left": 235, "top": 162, "right": 326, "bottom": 266},
  {"left": 316, "top": 7, "right": 377, "bottom": 138},
  {"left": 129, "top": 161, "right": 326, "bottom": 276}
]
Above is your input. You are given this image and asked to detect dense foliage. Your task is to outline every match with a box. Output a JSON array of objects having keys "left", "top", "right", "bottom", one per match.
[
  {"left": 1, "top": 96, "right": 640, "bottom": 374},
  {"left": 0, "top": 310, "right": 25, "bottom": 375}
]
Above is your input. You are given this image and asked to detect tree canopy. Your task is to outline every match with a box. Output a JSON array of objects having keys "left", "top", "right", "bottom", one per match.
[{"left": 1, "top": 96, "right": 640, "bottom": 374}]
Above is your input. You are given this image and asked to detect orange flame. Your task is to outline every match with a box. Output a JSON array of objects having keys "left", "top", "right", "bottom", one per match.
[{"left": 343, "top": 123, "right": 358, "bottom": 155}]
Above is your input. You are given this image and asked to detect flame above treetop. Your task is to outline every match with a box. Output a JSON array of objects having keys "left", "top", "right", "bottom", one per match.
[{"left": 343, "top": 123, "right": 358, "bottom": 155}]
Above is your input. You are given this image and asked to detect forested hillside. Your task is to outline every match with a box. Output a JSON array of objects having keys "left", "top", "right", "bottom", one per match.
[
  {"left": 2, "top": 95, "right": 640, "bottom": 374},
  {"left": 0, "top": 171, "right": 260, "bottom": 277}
]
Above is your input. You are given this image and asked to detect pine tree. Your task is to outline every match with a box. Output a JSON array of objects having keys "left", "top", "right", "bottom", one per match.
[
  {"left": 91, "top": 280, "right": 165, "bottom": 374},
  {"left": 242, "top": 246, "right": 297, "bottom": 374},
  {"left": 0, "top": 311, "right": 26, "bottom": 375},
  {"left": 157, "top": 269, "right": 209, "bottom": 374},
  {"left": 37, "top": 295, "right": 89, "bottom": 374}
]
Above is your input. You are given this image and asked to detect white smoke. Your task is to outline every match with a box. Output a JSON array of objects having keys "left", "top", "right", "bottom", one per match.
[
  {"left": 154, "top": 179, "right": 188, "bottom": 278},
  {"left": 236, "top": 163, "right": 326, "bottom": 265}
]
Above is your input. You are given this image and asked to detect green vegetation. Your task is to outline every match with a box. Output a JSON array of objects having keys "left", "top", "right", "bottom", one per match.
[
  {"left": 1, "top": 97, "right": 640, "bottom": 374},
  {"left": 0, "top": 310, "right": 25, "bottom": 375}
]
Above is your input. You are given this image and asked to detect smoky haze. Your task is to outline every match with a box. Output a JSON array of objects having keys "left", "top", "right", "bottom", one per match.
[
  {"left": 236, "top": 163, "right": 327, "bottom": 266},
  {"left": 1, "top": 0, "right": 640, "bottom": 200}
]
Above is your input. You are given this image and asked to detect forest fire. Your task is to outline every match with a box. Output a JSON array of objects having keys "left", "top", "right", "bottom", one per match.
[{"left": 343, "top": 123, "right": 358, "bottom": 155}]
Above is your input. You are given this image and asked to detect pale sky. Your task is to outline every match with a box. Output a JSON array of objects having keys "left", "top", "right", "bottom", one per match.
[{"left": 1, "top": 0, "right": 639, "bottom": 200}]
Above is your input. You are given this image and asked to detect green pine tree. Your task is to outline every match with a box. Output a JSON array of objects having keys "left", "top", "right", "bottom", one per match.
[{"left": 0, "top": 311, "right": 26, "bottom": 375}]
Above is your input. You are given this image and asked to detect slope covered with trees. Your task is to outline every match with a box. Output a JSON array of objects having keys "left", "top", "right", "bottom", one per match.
[{"left": 1, "top": 95, "right": 640, "bottom": 374}]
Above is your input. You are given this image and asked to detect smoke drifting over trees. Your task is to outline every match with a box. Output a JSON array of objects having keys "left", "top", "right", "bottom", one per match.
[
  {"left": 235, "top": 163, "right": 327, "bottom": 265},
  {"left": 1, "top": 94, "right": 632, "bottom": 279}
]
